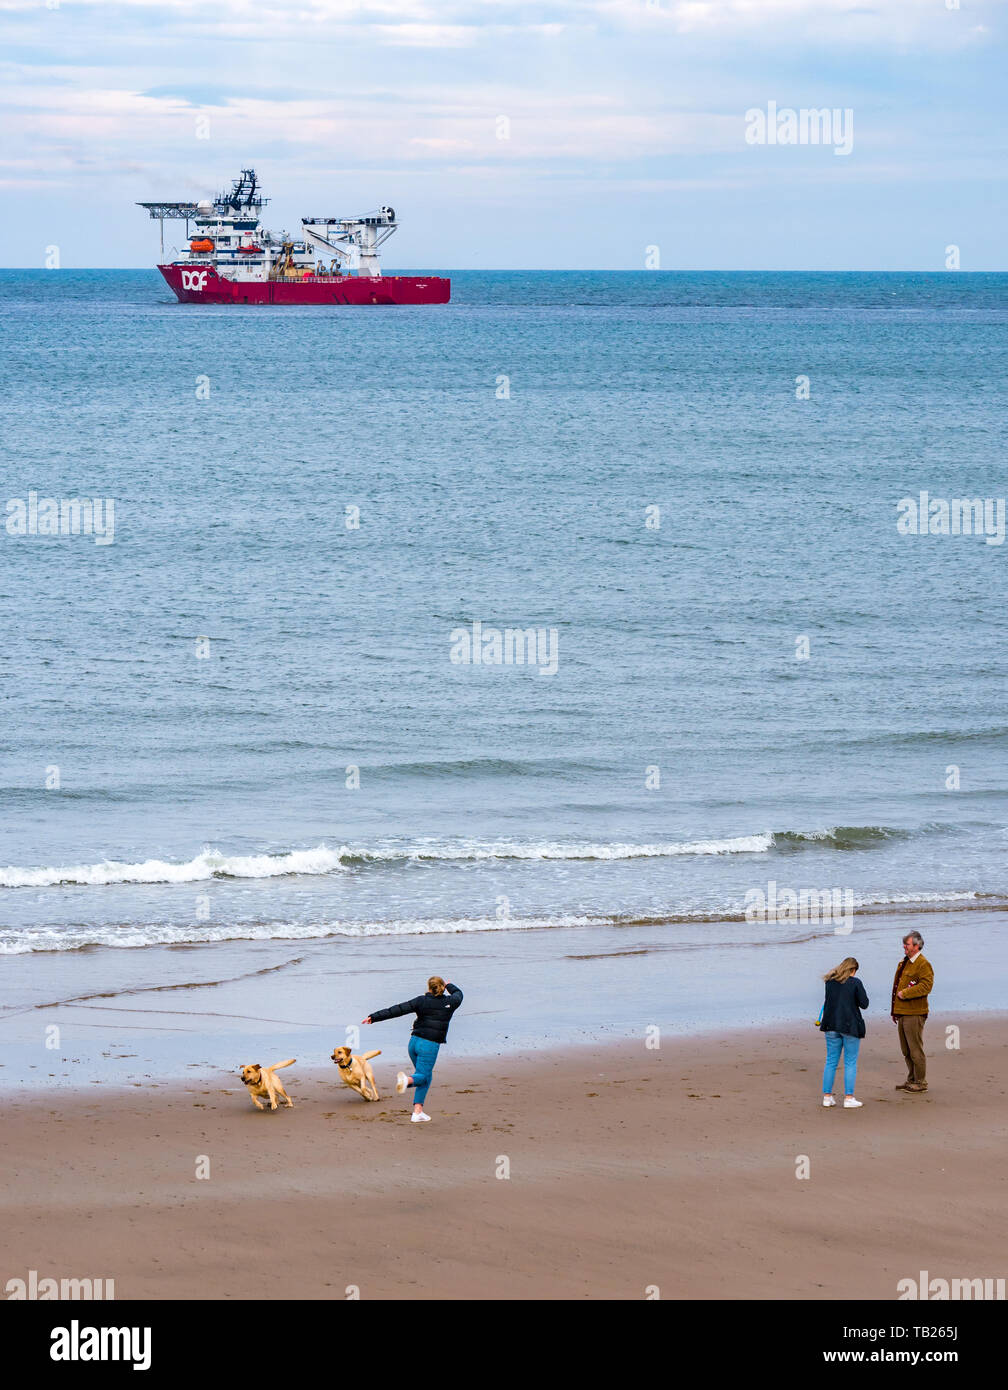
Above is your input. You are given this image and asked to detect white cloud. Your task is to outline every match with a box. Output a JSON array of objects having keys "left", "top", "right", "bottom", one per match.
[
  {"left": 0, "top": 0, "right": 997, "bottom": 47},
  {"left": 0, "top": 80, "right": 747, "bottom": 162},
  {"left": 373, "top": 23, "right": 477, "bottom": 47}
]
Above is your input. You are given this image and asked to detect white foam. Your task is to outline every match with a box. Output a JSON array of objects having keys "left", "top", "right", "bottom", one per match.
[
  {"left": 0, "top": 884, "right": 992, "bottom": 954},
  {"left": 0, "top": 844, "right": 352, "bottom": 889},
  {"left": 853, "top": 889, "right": 978, "bottom": 906},
  {"left": 0, "top": 834, "right": 774, "bottom": 890},
  {"left": 0, "top": 914, "right": 597, "bottom": 954},
  {"left": 404, "top": 834, "right": 773, "bottom": 861}
]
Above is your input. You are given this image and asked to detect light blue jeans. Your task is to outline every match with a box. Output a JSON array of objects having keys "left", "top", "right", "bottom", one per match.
[
  {"left": 823, "top": 1031, "right": 861, "bottom": 1095},
  {"left": 408, "top": 1036, "right": 441, "bottom": 1106}
]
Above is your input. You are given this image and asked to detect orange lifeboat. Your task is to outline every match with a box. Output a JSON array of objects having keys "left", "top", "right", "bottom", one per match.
[
  {"left": 190, "top": 238, "right": 215, "bottom": 253},
  {"left": 238, "top": 244, "right": 262, "bottom": 254}
]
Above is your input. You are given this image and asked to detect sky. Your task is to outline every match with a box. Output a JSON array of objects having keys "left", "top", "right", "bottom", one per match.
[{"left": 0, "top": 0, "right": 1004, "bottom": 270}]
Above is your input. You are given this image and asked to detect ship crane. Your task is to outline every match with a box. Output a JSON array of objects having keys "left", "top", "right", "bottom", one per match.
[{"left": 300, "top": 208, "right": 397, "bottom": 279}]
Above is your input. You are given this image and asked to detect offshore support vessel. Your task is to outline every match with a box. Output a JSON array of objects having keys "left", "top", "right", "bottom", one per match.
[{"left": 138, "top": 169, "right": 450, "bottom": 305}]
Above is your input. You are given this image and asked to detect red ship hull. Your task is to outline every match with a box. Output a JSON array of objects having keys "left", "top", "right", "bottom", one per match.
[{"left": 159, "top": 264, "right": 450, "bottom": 305}]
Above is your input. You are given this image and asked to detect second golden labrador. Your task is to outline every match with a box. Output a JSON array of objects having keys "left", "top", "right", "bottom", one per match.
[{"left": 331, "top": 1046, "right": 382, "bottom": 1101}]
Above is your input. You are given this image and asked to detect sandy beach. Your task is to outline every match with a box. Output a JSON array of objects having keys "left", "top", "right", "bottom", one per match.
[{"left": 5, "top": 1016, "right": 1006, "bottom": 1301}]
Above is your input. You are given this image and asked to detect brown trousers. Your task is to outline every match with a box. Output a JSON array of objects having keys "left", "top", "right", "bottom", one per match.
[{"left": 897, "top": 1014, "right": 927, "bottom": 1085}]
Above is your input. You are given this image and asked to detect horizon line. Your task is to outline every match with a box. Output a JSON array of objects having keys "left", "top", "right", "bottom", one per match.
[{"left": 1, "top": 266, "right": 1005, "bottom": 275}]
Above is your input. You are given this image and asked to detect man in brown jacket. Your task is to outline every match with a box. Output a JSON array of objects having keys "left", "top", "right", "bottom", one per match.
[{"left": 891, "top": 930, "right": 934, "bottom": 1092}]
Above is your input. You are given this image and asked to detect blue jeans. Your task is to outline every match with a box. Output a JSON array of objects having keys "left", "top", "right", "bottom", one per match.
[
  {"left": 823, "top": 1031, "right": 861, "bottom": 1095},
  {"left": 408, "top": 1036, "right": 441, "bottom": 1106}
]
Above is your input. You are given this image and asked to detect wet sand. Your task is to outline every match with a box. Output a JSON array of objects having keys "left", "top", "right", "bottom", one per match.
[
  {"left": 4, "top": 1017, "right": 1006, "bottom": 1300},
  {"left": 3, "top": 904, "right": 1005, "bottom": 1089}
]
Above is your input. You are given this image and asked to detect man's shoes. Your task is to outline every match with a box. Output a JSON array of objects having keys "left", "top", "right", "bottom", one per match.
[
  {"left": 894, "top": 1082, "right": 911, "bottom": 1090},
  {"left": 904, "top": 1082, "right": 927, "bottom": 1092}
]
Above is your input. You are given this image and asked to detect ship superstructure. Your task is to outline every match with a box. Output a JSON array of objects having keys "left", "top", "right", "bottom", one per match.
[{"left": 138, "top": 169, "right": 450, "bottom": 305}]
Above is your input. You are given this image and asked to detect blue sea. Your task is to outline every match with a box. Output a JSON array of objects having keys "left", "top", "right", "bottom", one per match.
[{"left": 1, "top": 269, "right": 1006, "bottom": 1075}]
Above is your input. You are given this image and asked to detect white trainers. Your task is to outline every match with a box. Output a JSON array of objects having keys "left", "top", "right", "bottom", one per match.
[
  {"left": 843, "top": 1097, "right": 863, "bottom": 1108},
  {"left": 410, "top": 1111, "right": 431, "bottom": 1123},
  {"left": 396, "top": 1072, "right": 408, "bottom": 1094},
  {"left": 822, "top": 1095, "right": 837, "bottom": 1107}
]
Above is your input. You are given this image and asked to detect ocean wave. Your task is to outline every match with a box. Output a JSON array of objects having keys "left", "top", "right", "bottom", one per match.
[
  {"left": 0, "top": 914, "right": 595, "bottom": 954},
  {"left": 388, "top": 834, "right": 774, "bottom": 862},
  {"left": 0, "top": 824, "right": 951, "bottom": 889},
  {"left": 0, "top": 845, "right": 352, "bottom": 889},
  {"left": 0, "top": 891, "right": 996, "bottom": 954},
  {"left": 0, "top": 834, "right": 774, "bottom": 888},
  {"left": 609, "top": 890, "right": 988, "bottom": 926},
  {"left": 770, "top": 825, "right": 915, "bottom": 851}
]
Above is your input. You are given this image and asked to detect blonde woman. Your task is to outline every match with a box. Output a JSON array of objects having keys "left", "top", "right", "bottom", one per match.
[
  {"left": 819, "top": 957, "right": 869, "bottom": 1109},
  {"left": 362, "top": 976, "right": 463, "bottom": 1122}
]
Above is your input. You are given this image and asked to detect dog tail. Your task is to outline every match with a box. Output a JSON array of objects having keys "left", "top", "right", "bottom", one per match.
[
  {"left": 273, "top": 1058, "right": 296, "bottom": 1069},
  {"left": 360, "top": 1050, "right": 382, "bottom": 1061}
]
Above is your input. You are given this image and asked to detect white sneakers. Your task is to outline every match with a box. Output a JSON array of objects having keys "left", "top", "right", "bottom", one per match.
[
  {"left": 822, "top": 1095, "right": 837, "bottom": 1107},
  {"left": 395, "top": 1071, "right": 429, "bottom": 1120},
  {"left": 843, "top": 1097, "right": 863, "bottom": 1108},
  {"left": 394, "top": 1071, "right": 429, "bottom": 1119}
]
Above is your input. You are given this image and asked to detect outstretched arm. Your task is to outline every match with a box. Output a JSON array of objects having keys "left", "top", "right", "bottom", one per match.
[{"left": 362, "top": 996, "right": 422, "bottom": 1025}]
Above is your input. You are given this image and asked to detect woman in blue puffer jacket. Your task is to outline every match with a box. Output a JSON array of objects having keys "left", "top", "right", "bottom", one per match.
[{"left": 363, "top": 976, "right": 463, "bottom": 1122}]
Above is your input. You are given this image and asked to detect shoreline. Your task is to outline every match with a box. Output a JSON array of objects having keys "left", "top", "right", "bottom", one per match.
[
  {"left": 2, "top": 903, "right": 1004, "bottom": 1090},
  {"left": 5, "top": 1019, "right": 1007, "bottom": 1300}
]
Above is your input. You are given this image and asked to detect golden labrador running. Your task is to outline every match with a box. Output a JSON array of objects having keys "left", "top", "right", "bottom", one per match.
[
  {"left": 331, "top": 1046, "right": 382, "bottom": 1101},
  {"left": 239, "top": 1059, "right": 296, "bottom": 1110}
]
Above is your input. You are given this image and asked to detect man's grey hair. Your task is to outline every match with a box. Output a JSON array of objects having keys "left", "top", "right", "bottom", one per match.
[{"left": 902, "top": 930, "right": 924, "bottom": 949}]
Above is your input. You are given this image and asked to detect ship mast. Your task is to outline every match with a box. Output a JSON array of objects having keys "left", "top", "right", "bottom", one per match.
[{"left": 218, "top": 168, "right": 267, "bottom": 215}]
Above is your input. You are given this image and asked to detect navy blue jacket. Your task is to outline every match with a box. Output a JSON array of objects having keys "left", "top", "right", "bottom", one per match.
[
  {"left": 370, "top": 982, "right": 463, "bottom": 1045},
  {"left": 820, "top": 976, "right": 869, "bottom": 1038}
]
